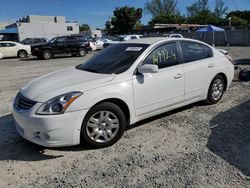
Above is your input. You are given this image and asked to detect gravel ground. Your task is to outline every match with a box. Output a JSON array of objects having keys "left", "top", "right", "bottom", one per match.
[{"left": 0, "top": 48, "right": 250, "bottom": 188}]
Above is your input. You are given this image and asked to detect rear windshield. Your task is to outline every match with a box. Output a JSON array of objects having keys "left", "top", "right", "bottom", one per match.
[{"left": 76, "top": 43, "right": 149, "bottom": 74}]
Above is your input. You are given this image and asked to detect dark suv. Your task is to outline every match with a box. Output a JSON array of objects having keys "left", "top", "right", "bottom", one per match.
[{"left": 31, "top": 36, "right": 92, "bottom": 59}]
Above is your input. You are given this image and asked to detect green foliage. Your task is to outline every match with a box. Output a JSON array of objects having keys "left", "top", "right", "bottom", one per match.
[
  {"left": 145, "top": 0, "right": 178, "bottom": 17},
  {"left": 79, "top": 24, "right": 90, "bottom": 32},
  {"left": 145, "top": 0, "right": 182, "bottom": 25},
  {"left": 111, "top": 6, "right": 142, "bottom": 34},
  {"left": 214, "top": 0, "right": 228, "bottom": 17},
  {"left": 227, "top": 10, "right": 250, "bottom": 26},
  {"left": 105, "top": 21, "right": 112, "bottom": 33},
  {"left": 186, "top": 0, "right": 228, "bottom": 25}
]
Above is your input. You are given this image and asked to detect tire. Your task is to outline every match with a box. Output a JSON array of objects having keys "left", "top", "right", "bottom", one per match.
[
  {"left": 42, "top": 50, "right": 52, "bottom": 60},
  {"left": 205, "top": 75, "right": 225, "bottom": 104},
  {"left": 18, "top": 50, "right": 28, "bottom": 58},
  {"left": 78, "top": 48, "right": 87, "bottom": 57},
  {"left": 81, "top": 102, "right": 126, "bottom": 148}
]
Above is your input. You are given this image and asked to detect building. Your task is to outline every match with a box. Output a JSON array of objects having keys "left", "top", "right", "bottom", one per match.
[
  {"left": 0, "top": 15, "right": 79, "bottom": 41},
  {"left": 0, "top": 21, "right": 13, "bottom": 40}
]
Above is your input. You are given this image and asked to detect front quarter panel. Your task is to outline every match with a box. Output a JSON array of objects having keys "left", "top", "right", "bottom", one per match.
[{"left": 66, "top": 79, "right": 136, "bottom": 124}]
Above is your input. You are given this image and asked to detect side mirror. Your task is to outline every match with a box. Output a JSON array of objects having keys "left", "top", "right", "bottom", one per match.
[{"left": 138, "top": 64, "right": 159, "bottom": 74}]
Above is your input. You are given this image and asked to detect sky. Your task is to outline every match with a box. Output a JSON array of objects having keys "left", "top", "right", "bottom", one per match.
[{"left": 0, "top": 0, "right": 249, "bottom": 29}]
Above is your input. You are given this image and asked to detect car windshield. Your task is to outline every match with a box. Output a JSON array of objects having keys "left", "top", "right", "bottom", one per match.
[{"left": 76, "top": 43, "right": 149, "bottom": 74}]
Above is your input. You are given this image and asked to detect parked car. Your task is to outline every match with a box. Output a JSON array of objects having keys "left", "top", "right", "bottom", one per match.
[
  {"left": 94, "top": 38, "right": 112, "bottom": 50},
  {"left": 31, "top": 36, "right": 92, "bottom": 59},
  {"left": 20, "top": 38, "right": 48, "bottom": 45},
  {"left": 163, "top": 34, "right": 184, "bottom": 38},
  {"left": 103, "top": 35, "right": 143, "bottom": 48},
  {"left": 13, "top": 37, "right": 234, "bottom": 148},
  {"left": 0, "top": 41, "right": 31, "bottom": 59}
]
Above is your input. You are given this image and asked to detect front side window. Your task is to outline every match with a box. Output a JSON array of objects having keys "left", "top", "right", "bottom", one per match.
[
  {"left": 56, "top": 37, "right": 65, "bottom": 43},
  {"left": 143, "top": 42, "right": 179, "bottom": 69},
  {"left": 5, "top": 43, "right": 16, "bottom": 47},
  {"left": 77, "top": 43, "right": 149, "bottom": 74},
  {"left": 180, "top": 41, "right": 213, "bottom": 63}
]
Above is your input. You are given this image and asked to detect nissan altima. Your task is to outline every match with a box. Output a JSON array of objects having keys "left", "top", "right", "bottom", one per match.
[{"left": 13, "top": 37, "right": 234, "bottom": 148}]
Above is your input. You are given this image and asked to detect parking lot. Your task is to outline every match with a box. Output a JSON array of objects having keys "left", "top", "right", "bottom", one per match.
[{"left": 0, "top": 47, "right": 250, "bottom": 187}]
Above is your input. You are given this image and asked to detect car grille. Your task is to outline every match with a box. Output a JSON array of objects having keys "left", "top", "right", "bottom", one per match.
[{"left": 15, "top": 93, "right": 37, "bottom": 110}]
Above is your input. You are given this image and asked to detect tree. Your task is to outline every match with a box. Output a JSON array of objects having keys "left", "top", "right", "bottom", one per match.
[
  {"left": 214, "top": 0, "right": 228, "bottom": 17},
  {"left": 111, "top": 6, "right": 142, "bottom": 34},
  {"left": 186, "top": 0, "right": 209, "bottom": 18},
  {"left": 227, "top": 10, "right": 250, "bottom": 26},
  {"left": 186, "top": 0, "right": 226, "bottom": 25},
  {"left": 145, "top": 0, "right": 183, "bottom": 25},
  {"left": 145, "top": 0, "right": 179, "bottom": 17},
  {"left": 79, "top": 24, "right": 90, "bottom": 32}
]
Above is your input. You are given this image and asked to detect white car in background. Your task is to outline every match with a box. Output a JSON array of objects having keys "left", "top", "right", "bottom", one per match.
[
  {"left": 103, "top": 35, "right": 143, "bottom": 48},
  {"left": 163, "top": 34, "right": 184, "bottom": 38},
  {"left": 13, "top": 37, "right": 234, "bottom": 148},
  {"left": 94, "top": 38, "right": 112, "bottom": 50},
  {"left": 0, "top": 41, "right": 31, "bottom": 59}
]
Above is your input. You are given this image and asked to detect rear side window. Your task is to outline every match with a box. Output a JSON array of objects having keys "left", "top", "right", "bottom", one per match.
[
  {"left": 180, "top": 41, "right": 213, "bottom": 63},
  {"left": 131, "top": 36, "right": 138, "bottom": 40},
  {"left": 1, "top": 43, "right": 16, "bottom": 47},
  {"left": 143, "top": 42, "right": 179, "bottom": 69},
  {"left": 77, "top": 37, "right": 88, "bottom": 42}
]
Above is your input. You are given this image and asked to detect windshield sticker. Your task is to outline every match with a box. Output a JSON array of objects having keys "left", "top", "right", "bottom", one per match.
[{"left": 125, "top": 47, "right": 143, "bottom": 52}]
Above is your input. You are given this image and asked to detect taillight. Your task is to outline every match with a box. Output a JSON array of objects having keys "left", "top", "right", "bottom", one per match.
[{"left": 86, "top": 42, "right": 90, "bottom": 47}]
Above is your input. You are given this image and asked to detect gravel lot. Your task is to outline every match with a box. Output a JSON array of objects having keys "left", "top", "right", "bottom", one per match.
[{"left": 0, "top": 48, "right": 250, "bottom": 188}]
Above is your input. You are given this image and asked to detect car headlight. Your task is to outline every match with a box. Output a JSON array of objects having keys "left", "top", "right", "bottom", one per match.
[{"left": 36, "top": 91, "right": 82, "bottom": 115}]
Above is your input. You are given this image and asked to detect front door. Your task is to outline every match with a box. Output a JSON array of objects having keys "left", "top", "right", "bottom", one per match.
[
  {"left": 133, "top": 42, "right": 185, "bottom": 116},
  {"left": 52, "top": 37, "right": 66, "bottom": 54}
]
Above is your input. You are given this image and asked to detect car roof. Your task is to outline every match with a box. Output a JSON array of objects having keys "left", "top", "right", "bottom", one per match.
[
  {"left": 123, "top": 37, "right": 210, "bottom": 46},
  {"left": 123, "top": 37, "right": 166, "bottom": 44},
  {"left": 0, "top": 41, "right": 17, "bottom": 44}
]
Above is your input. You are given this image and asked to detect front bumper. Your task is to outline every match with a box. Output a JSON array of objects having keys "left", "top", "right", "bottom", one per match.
[{"left": 13, "top": 104, "right": 88, "bottom": 147}]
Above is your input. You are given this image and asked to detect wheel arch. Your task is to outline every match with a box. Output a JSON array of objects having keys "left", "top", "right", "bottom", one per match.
[
  {"left": 89, "top": 98, "right": 130, "bottom": 126},
  {"left": 216, "top": 72, "right": 228, "bottom": 91},
  {"left": 17, "top": 49, "right": 28, "bottom": 56}
]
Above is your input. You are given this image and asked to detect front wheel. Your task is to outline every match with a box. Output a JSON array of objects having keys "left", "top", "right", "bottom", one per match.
[
  {"left": 18, "top": 50, "right": 28, "bottom": 58},
  {"left": 42, "top": 50, "right": 52, "bottom": 60},
  {"left": 81, "top": 102, "right": 126, "bottom": 148},
  {"left": 206, "top": 75, "right": 225, "bottom": 104},
  {"left": 78, "top": 48, "right": 87, "bottom": 57}
]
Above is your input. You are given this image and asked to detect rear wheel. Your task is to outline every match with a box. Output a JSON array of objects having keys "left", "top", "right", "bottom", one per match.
[
  {"left": 18, "top": 50, "right": 28, "bottom": 58},
  {"left": 206, "top": 75, "right": 225, "bottom": 104},
  {"left": 78, "top": 48, "right": 87, "bottom": 57},
  {"left": 42, "top": 50, "right": 52, "bottom": 60},
  {"left": 81, "top": 102, "right": 126, "bottom": 148}
]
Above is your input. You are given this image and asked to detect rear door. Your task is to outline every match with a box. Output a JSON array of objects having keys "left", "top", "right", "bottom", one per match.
[
  {"left": 0, "top": 43, "right": 17, "bottom": 57},
  {"left": 179, "top": 41, "right": 215, "bottom": 100}
]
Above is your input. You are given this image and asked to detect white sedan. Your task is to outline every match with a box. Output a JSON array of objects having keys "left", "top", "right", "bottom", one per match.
[
  {"left": 94, "top": 38, "right": 112, "bottom": 50},
  {"left": 13, "top": 38, "right": 234, "bottom": 148},
  {"left": 0, "top": 41, "right": 31, "bottom": 59}
]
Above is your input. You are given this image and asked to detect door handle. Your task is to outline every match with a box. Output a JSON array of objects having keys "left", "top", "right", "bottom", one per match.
[
  {"left": 174, "top": 73, "right": 183, "bottom": 79},
  {"left": 208, "top": 63, "right": 215, "bottom": 68}
]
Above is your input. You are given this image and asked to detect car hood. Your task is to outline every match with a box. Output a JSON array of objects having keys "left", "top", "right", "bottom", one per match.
[{"left": 20, "top": 67, "right": 114, "bottom": 102}]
